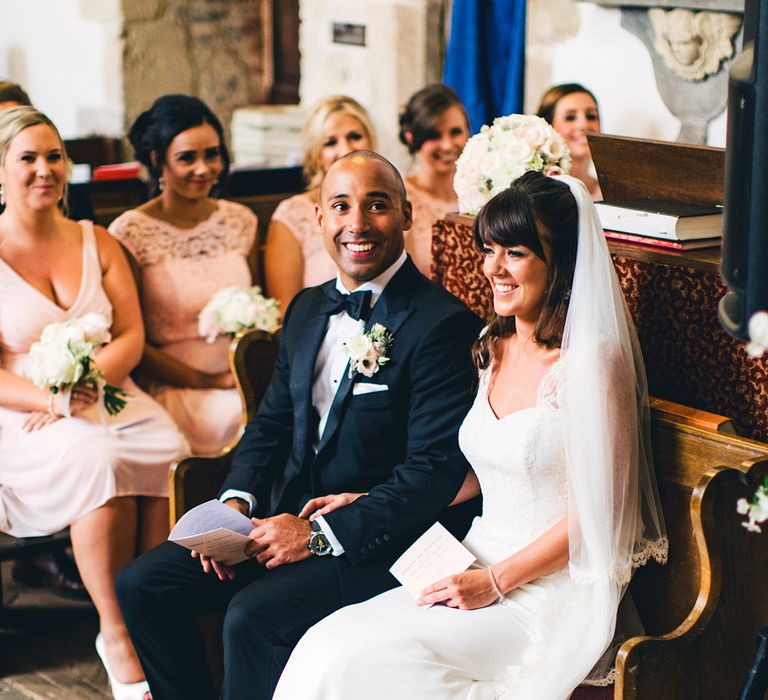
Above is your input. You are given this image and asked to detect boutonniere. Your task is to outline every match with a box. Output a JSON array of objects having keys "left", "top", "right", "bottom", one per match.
[{"left": 341, "top": 323, "right": 394, "bottom": 378}]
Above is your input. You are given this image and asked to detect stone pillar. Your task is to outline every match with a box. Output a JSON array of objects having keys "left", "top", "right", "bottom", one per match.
[
  {"left": 299, "top": 0, "right": 447, "bottom": 172},
  {"left": 121, "top": 0, "right": 269, "bottom": 141}
]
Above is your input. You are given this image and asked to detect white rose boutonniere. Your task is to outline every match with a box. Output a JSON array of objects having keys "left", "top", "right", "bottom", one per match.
[{"left": 342, "top": 323, "right": 394, "bottom": 379}]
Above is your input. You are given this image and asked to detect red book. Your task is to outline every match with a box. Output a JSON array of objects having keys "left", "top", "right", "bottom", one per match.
[
  {"left": 603, "top": 229, "right": 721, "bottom": 250},
  {"left": 92, "top": 162, "right": 142, "bottom": 181}
]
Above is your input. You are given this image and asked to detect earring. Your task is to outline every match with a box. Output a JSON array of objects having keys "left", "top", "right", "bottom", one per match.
[
  {"left": 564, "top": 288, "right": 572, "bottom": 302},
  {"left": 158, "top": 176, "right": 166, "bottom": 192},
  {"left": 0, "top": 184, "right": 4, "bottom": 206}
]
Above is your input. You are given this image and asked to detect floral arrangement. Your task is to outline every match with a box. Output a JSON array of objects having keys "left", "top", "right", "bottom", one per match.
[
  {"left": 737, "top": 476, "right": 768, "bottom": 533},
  {"left": 342, "top": 324, "right": 393, "bottom": 378},
  {"left": 28, "top": 313, "right": 127, "bottom": 416},
  {"left": 746, "top": 310, "right": 768, "bottom": 357},
  {"left": 453, "top": 114, "right": 571, "bottom": 215},
  {"left": 198, "top": 286, "right": 280, "bottom": 343}
]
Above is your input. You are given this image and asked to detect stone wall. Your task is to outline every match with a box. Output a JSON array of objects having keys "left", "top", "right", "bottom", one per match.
[
  {"left": 121, "top": 0, "right": 269, "bottom": 141},
  {"left": 299, "top": 0, "right": 447, "bottom": 172}
]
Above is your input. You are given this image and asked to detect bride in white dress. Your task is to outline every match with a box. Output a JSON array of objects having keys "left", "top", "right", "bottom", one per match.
[{"left": 273, "top": 172, "right": 668, "bottom": 700}]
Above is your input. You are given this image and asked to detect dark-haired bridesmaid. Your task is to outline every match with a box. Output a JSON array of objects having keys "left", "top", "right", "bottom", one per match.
[
  {"left": 109, "top": 94, "right": 258, "bottom": 455},
  {"left": 398, "top": 84, "right": 470, "bottom": 277}
]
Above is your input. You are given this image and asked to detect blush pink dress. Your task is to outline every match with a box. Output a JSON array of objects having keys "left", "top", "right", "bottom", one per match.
[
  {"left": 0, "top": 221, "right": 187, "bottom": 538},
  {"left": 404, "top": 175, "right": 458, "bottom": 279},
  {"left": 270, "top": 193, "right": 337, "bottom": 288},
  {"left": 109, "top": 200, "right": 257, "bottom": 455}
]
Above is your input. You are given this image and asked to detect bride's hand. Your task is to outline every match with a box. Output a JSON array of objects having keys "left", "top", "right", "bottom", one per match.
[
  {"left": 417, "top": 569, "right": 500, "bottom": 610},
  {"left": 298, "top": 492, "right": 367, "bottom": 520}
]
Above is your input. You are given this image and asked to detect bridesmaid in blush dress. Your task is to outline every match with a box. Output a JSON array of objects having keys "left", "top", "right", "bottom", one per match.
[
  {"left": 0, "top": 106, "right": 186, "bottom": 700},
  {"left": 110, "top": 95, "right": 258, "bottom": 456},
  {"left": 263, "top": 95, "right": 376, "bottom": 315},
  {"left": 399, "top": 84, "right": 470, "bottom": 278}
]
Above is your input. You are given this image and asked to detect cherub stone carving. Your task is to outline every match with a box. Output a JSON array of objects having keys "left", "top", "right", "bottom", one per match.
[{"left": 650, "top": 8, "right": 741, "bottom": 81}]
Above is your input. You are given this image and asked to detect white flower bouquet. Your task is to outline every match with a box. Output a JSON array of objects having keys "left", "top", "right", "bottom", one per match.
[
  {"left": 454, "top": 114, "right": 571, "bottom": 215},
  {"left": 737, "top": 476, "right": 768, "bottom": 533},
  {"left": 746, "top": 310, "right": 768, "bottom": 357},
  {"left": 28, "top": 313, "right": 127, "bottom": 416},
  {"left": 198, "top": 286, "right": 280, "bottom": 343},
  {"left": 342, "top": 323, "right": 393, "bottom": 378}
]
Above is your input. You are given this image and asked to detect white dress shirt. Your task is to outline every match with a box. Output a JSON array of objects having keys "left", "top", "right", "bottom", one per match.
[{"left": 221, "top": 251, "right": 408, "bottom": 556}]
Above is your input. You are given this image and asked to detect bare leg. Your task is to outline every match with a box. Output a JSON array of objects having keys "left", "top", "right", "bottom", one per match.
[
  {"left": 70, "top": 496, "right": 145, "bottom": 684},
  {"left": 136, "top": 496, "right": 170, "bottom": 553}
]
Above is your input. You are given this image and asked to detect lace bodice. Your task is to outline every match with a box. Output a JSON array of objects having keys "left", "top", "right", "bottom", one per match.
[
  {"left": 459, "top": 361, "right": 568, "bottom": 551},
  {"left": 109, "top": 200, "right": 256, "bottom": 348}
]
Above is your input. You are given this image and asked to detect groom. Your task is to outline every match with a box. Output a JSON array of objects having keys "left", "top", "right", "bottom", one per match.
[{"left": 116, "top": 151, "right": 482, "bottom": 700}]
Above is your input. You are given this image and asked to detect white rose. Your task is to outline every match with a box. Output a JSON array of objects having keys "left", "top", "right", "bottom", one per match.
[
  {"left": 77, "top": 313, "right": 111, "bottom": 345},
  {"left": 198, "top": 307, "right": 221, "bottom": 343},
  {"left": 343, "top": 333, "right": 374, "bottom": 360},
  {"left": 752, "top": 490, "right": 768, "bottom": 523},
  {"left": 747, "top": 311, "right": 768, "bottom": 356},
  {"left": 28, "top": 342, "right": 83, "bottom": 388},
  {"left": 737, "top": 498, "right": 751, "bottom": 515}
]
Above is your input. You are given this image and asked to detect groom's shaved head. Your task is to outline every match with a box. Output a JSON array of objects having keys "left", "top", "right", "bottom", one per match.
[{"left": 320, "top": 150, "right": 407, "bottom": 205}]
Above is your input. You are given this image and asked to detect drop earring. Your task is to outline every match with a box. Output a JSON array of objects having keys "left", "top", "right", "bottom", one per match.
[
  {"left": 158, "top": 176, "right": 166, "bottom": 192},
  {"left": 0, "top": 184, "right": 5, "bottom": 207}
]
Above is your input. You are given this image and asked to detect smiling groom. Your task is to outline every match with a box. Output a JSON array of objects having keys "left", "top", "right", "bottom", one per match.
[{"left": 116, "top": 151, "right": 482, "bottom": 700}]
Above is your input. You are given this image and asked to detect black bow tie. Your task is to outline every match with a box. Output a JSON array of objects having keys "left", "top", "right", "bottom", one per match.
[{"left": 320, "top": 287, "right": 372, "bottom": 321}]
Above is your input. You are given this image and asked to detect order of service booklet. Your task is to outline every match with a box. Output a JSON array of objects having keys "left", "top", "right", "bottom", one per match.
[
  {"left": 389, "top": 522, "right": 477, "bottom": 603},
  {"left": 168, "top": 499, "right": 255, "bottom": 565}
]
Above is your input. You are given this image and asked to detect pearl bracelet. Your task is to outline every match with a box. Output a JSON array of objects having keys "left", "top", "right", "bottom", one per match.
[
  {"left": 46, "top": 392, "right": 56, "bottom": 415},
  {"left": 487, "top": 565, "right": 504, "bottom": 602}
]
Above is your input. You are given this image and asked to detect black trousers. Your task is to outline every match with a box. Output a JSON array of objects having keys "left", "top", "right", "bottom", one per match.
[{"left": 116, "top": 541, "right": 398, "bottom": 700}]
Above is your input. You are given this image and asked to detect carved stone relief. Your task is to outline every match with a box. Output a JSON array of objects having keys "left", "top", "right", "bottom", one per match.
[
  {"left": 649, "top": 8, "right": 742, "bottom": 81},
  {"left": 621, "top": 8, "right": 742, "bottom": 143}
]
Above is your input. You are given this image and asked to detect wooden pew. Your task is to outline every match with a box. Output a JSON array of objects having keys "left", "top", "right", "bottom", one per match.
[{"left": 170, "top": 329, "right": 768, "bottom": 698}]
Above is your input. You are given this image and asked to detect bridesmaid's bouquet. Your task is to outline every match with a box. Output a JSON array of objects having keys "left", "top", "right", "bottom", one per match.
[
  {"left": 198, "top": 286, "right": 280, "bottom": 344},
  {"left": 28, "top": 313, "right": 127, "bottom": 416},
  {"left": 454, "top": 114, "right": 571, "bottom": 215}
]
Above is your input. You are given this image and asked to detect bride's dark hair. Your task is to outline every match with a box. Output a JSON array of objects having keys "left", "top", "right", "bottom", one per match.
[{"left": 473, "top": 171, "right": 578, "bottom": 370}]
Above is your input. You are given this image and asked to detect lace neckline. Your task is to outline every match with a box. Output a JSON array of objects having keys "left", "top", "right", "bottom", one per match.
[
  {"left": 130, "top": 199, "right": 223, "bottom": 233},
  {"left": 483, "top": 356, "right": 562, "bottom": 422}
]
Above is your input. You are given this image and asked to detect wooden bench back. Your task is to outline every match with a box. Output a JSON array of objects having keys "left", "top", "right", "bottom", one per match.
[{"left": 619, "top": 416, "right": 768, "bottom": 699}]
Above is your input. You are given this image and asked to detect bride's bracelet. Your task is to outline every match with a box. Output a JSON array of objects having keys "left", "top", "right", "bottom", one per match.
[
  {"left": 46, "top": 392, "right": 56, "bottom": 415},
  {"left": 487, "top": 565, "right": 504, "bottom": 602}
]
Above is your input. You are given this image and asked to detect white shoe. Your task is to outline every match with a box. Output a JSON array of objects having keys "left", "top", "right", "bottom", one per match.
[{"left": 95, "top": 633, "right": 150, "bottom": 700}]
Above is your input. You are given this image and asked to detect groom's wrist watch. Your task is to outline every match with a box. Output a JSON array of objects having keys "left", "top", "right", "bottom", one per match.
[{"left": 308, "top": 520, "right": 332, "bottom": 556}]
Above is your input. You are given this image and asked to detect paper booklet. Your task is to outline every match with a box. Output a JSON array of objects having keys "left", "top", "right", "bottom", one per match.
[
  {"left": 389, "top": 522, "right": 476, "bottom": 604},
  {"left": 168, "top": 499, "right": 255, "bottom": 565}
]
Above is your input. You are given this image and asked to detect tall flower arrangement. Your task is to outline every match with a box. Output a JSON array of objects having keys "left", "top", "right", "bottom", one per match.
[{"left": 454, "top": 114, "right": 571, "bottom": 215}]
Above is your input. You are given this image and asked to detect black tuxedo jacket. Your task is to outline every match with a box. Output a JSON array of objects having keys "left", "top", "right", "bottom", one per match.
[{"left": 219, "top": 257, "right": 482, "bottom": 564}]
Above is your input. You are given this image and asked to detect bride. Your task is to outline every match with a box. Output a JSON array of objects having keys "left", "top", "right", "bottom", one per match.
[{"left": 273, "top": 172, "right": 668, "bottom": 699}]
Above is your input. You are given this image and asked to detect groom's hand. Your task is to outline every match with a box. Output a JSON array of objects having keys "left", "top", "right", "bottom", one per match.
[{"left": 246, "top": 514, "right": 312, "bottom": 569}]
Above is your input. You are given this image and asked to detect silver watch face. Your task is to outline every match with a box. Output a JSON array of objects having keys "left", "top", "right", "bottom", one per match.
[{"left": 309, "top": 530, "right": 332, "bottom": 556}]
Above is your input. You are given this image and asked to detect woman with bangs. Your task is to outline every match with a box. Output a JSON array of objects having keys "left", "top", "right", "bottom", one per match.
[
  {"left": 274, "top": 171, "right": 667, "bottom": 699},
  {"left": 263, "top": 95, "right": 376, "bottom": 314}
]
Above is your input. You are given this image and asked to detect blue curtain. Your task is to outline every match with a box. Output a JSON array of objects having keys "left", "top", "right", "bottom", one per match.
[{"left": 443, "top": 0, "right": 527, "bottom": 133}]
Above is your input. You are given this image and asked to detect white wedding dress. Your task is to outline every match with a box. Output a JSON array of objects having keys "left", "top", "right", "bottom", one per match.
[{"left": 274, "top": 360, "right": 609, "bottom": 700}]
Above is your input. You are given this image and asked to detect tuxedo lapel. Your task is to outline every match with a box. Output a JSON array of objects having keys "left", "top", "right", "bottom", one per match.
[
  {"left": 289, "top": 287, "right": 330, "bottom": 469},
  {"left": 314, "top": 259, "right": 419, "bottom": 457}
]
